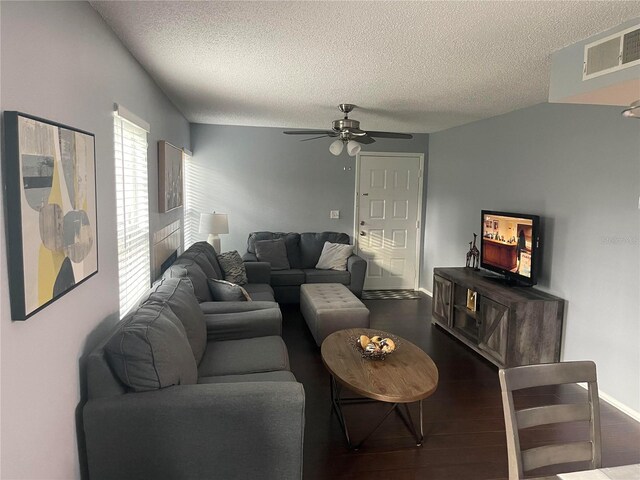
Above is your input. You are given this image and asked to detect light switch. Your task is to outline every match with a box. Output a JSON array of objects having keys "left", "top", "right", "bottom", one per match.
[{"left": 330, "top": 210, "right": 340, "bottom": 219}]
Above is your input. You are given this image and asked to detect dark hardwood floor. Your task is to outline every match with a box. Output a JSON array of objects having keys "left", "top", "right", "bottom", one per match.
[{"left": 281, "top": 295, "right": 640, "bottom": 480}]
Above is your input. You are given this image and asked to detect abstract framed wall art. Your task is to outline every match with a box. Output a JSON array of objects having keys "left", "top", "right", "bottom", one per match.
[
  {"left": 158, "top": 140, "right": 183, "bottom": 213},
  {"left": 3, "top": 112, "right": 98, "bottom": 320}
]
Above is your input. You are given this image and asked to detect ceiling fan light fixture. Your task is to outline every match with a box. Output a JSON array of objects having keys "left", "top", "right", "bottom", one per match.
[
  {"left": 329, "top": 139, "right": 344, "bottom": 156},
  {"left": 284, "top": 104, "right": 413, "bottom": 152},
  {"left": 347, "top": 140, "right": 361, "bottom": 157},
  {"left": 621, "top": 100, "right": 640, "bottom": 118}
]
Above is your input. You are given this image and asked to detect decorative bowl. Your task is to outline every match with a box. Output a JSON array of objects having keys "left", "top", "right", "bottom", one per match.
[{"left": 352, "top": 333, "right": 399, "bottom": 360}]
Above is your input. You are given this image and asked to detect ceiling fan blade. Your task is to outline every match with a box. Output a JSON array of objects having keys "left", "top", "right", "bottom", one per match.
[
  {"left": 283, "top": 130, "right": 335, "bottom": 135},
  {"left": 365, "top": 131, "right": 413, "bottom": 139},
  {"left": 300, "top": 135, "right": 334, "bottom": 142},
  {"left": 357, "top": 135, "right": 376, "bottom": 145}
]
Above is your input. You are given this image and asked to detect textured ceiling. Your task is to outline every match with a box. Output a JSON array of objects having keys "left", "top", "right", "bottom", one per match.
[{"left": 91, "top": 1, "right": 640, "bottom": 133}]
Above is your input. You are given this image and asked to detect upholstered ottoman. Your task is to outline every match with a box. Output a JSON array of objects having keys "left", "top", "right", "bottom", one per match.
[{"left": 300, "top": 283, "right": 370, "bottom": 346}]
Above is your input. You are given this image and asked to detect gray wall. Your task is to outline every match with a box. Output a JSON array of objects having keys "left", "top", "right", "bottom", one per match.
[
  {"left": 189, "top": 123, "right": 428, "bottom": 254},
  {"left": 0, "top": 2, "right": 190, "bottom": 478},
  {"left": 423, "top": 102, "right": 640, "bottom": 412}
]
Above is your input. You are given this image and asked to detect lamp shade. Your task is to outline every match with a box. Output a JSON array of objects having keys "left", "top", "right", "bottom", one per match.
[
  {"left": 329, "top": 139, "right": 344, "bottom": 156},
  {"left": 346, "top": 140, "right": 361, "bottom": 157},
  {"left": 199, "top": 213, "right": 229, "bottom": 234}
]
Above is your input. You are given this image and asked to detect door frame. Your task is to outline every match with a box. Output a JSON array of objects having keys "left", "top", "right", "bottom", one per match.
[{"left": 353, "top": 151, "right": 425, "bottom": 290}]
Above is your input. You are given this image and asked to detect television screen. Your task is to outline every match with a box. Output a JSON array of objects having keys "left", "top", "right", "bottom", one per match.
[{"left": 480, "top": 211, "right": 540, "bottom": 285}]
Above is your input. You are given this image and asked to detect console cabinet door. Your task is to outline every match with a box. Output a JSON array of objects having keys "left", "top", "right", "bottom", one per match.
[
  {"left": 432, "top": 275, "right": 453, "bottom": 327},
  {"left": 478, "top": 298, "right": 509, "bottom": 366}
]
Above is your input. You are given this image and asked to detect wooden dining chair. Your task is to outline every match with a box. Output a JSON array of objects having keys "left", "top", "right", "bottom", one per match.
[{"left": 499, "top": 361, "right": 602, "bottom": 479}]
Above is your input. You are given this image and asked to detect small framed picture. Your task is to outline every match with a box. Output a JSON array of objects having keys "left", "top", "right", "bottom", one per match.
[
  {"left": 158, "top": 140, "right": 183, "bottom": 213},
  {"left": 466, "top": 289, "right": 477, "bottom": 312}
]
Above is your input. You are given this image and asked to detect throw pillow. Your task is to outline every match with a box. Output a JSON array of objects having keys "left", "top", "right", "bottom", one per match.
[
  {"left": 207, "top": 278, "right": 252, "bottom": 301},
  {"left": 315, "top": 241, "right": 354, "bottom": 271},
  {"left": 217, "top": 250, "right": 248, "bottom": 285},
  {"left": 255, "top": 238, "right": 290, "bottom": 270}
]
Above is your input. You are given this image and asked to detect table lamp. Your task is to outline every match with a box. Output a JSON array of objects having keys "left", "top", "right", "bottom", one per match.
[{"left": 198, "top": 212, "right": 229, "bottom": 253}]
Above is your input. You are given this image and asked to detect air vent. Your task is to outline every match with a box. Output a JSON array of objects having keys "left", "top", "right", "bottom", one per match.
[
  {"left": 585, "top": 38, "right": 620, "bottom": 76},
  {"left": 583, "top": 25, "right": 640, "bottom": 80},
  {"left": 622, "top": 28, "right": 640, "bottom": 64}
]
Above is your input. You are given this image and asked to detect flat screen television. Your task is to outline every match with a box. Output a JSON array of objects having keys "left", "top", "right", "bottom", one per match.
[{"left": 480, "top": 210, "right": 541, "bottom": 286}]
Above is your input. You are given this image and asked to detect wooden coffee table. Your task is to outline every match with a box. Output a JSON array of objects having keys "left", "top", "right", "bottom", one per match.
[{"left": 321, "top": 328, "right": 439, "bottom": 450}]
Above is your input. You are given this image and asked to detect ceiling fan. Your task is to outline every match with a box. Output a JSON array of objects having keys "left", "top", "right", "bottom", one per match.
[{"left": 283, "top": 104, "right": 413, "bottom": 156}]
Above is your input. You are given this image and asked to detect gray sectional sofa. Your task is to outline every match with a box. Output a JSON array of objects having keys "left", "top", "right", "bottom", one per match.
[
  {"left": 243, "top": 231, "right": 367, "bottom": 303},
  {"left": 83, "top": 242, "right": 305, "bottom": 480}
]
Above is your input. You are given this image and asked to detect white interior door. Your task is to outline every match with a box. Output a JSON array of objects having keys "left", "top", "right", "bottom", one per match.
[{"left": 356, "top": 152, "right": 423, "bottom": 290}]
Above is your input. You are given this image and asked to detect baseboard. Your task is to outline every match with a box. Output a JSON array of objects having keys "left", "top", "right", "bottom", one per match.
[
  {"left": 577, "top": 383, "right": 640, "bottom": 423},
  {"left": 418, "top": 288, "right": 432, "bottom": 297}
]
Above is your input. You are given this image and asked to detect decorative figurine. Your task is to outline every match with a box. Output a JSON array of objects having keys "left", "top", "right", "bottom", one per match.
[{"left": 465, "top": 233, "right": 480, "bottom": 270}]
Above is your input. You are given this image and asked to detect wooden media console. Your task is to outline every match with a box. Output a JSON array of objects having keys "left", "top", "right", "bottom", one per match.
[{"left": 432, "top": 267, "right": 565, "bottom": 368}]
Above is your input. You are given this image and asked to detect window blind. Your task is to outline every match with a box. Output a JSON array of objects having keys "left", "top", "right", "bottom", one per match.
[
  {"left": 183, "top": 150, "right": 195, "bottom": 248},
  {"left": 114, "top": 113, "right": 150, "bottom": 317}
]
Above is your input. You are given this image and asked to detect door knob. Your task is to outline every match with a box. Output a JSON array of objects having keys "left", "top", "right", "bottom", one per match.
[
  {"left": 360, "top": 221, "right": 365, "bottom": 226},
  {"left": 360, "top": 231, "right": 366, "bottom": 236}
]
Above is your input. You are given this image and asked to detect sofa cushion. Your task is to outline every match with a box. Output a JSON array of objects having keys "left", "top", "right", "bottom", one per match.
[
  {"left": 200, "top": 300, "right": 278, "bottom": 315},
  {"left": 255, "top": 238, "right": 290, "bottom": 270},
  {"left": 164, "top": 260, "right": 213, "bottom": 302},
  {"left": 197, "top": 336, "right": 290, "bottom": 377},
  {"left": 140, "top": 277, "right": 207, "bottom": 364},
  {"left": 180, "top": 249, "right": 220, "bottom": 280},
  {"left": 218, "top": 250, "right": 248, "bottom": 285},
  {"left": 303, "top": 268, "right": 351, "bottom": 285},
  {"left": 270, "top": 269, "right": 306, "bottom": 287},
  {"left": 203, "top": 309, "right": 282, "bottom": 342},
  {"left": 247, "top": 232, "right": 302, "bottom": 269},
  {"left": 187, "top": 241, "right": 224, "bottom": 279},
  {"left": 300, "top": 232, "right": 350, "bottom": 268},
  {"left": 198, "top": 370, "right": 297, "bottom": 384},
  {"left": 242, "top": 283, "right": 276, "bottom": 302},
  {"left": 315, "top": 241, "right": 354, "bottom": 271},
  {"left": 207, "top": 278, "right": 252, "bottom": 301},
  {"left": 105, "top": 302, "right": 198, "bottom": 392}
]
